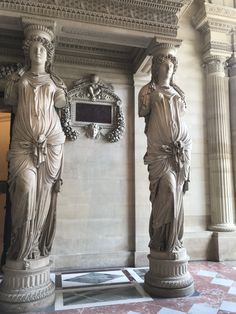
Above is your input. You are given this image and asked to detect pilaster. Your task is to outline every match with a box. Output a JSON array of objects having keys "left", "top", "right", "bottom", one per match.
[
  {"left": 204, "top": 55, "right": 236, "bottom": 231},
  {"left": 194, "top": 2, "right": 236, "bottom": 233},
  {"left": 228, "top": 52, "right": 236, "bottom": 206}
]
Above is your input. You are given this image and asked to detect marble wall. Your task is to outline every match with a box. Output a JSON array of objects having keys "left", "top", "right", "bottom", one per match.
[{"left": 51, "top": 66, "right": 135, "bottom": 269}]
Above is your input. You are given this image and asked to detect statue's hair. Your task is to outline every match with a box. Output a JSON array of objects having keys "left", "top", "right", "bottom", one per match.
[
  {"left": 22, "top": 36, "right": 55, "bottom": 72},
  {"left": 151, "top": 54, "right": 178, "bottom": 85}
]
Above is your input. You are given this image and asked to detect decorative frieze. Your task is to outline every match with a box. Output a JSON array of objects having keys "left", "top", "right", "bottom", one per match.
[
  {"left": 0, "top": 0, "right": 190, "bottom": 36},
  {"left": 54, "top": 54, "right": 132, "bottom": 71}
]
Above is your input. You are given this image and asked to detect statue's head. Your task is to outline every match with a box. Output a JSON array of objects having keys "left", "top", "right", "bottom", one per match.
[
  {"left": 22, "top": 25, "right": 55, "bottom": 72},
  {"left": 151, "top": 43, "right": 178, "bottom": 85},
  {"left": 91, "top": 74, "right": 100, "bottom": 84}
]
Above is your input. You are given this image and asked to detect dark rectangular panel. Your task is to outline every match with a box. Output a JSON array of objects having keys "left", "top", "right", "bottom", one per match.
[{"left": 76, "top": 103, "right": 112, "bottom": 124}]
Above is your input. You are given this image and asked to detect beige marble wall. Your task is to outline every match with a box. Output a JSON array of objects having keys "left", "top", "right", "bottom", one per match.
[
  {"left": 51, "top": 65, "right": 135, "bottom": 269},
  {"left": 176, "top": 4, "right": 210, "bottom": 233}
]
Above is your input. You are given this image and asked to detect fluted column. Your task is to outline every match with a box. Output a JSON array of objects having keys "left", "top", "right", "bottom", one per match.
[
  {"left": 228, "top": 55, "right": 236, "bottom": 201},
  {"left": 205, "top": 56, "right": 236, "bottom": 231}
]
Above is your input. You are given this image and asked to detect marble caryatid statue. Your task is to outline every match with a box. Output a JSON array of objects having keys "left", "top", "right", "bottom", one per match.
[
  {"left": 4, "top": 25, "right": 67, "bottom": 261},
  {"left": 139, "top": 44, "right": 191, "bottom": 253}
]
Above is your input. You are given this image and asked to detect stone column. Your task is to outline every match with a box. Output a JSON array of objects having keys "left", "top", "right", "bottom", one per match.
[
  {"left": 204, "top": 55, "right": 236, "bottom": 232},
  {"left": 228, "top": 55, "right": 236, "bottom": 197}
]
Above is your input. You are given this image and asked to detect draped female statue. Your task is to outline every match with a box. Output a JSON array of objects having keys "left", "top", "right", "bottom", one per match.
[
  {"left": 4, "top": 25, "right": 67, "bottom": 261},
  {"left": 139, "top": 45, "right": 191, "bottom": 253}
]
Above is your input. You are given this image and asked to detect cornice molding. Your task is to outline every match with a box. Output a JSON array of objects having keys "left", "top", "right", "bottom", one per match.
[
  {"left": 0, "top": 0, "right": 188, "bottom": 37},
  {"left": 193, "top": 2, "right": 236, "bottom": 58},
  {"left": 205, "top": 3, "right": 236, "bottom": 22},
  {"left": 193, "top": 3, "right": 236, "bottom": 32},
  {"left": 56, "top": 36, "right": 134, "bottom": 60},
  {"left": 54, "top": 54, "right": 132, "bottom": 71}
]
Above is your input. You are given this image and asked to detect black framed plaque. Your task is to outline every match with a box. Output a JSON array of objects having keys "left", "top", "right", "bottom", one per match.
[
  {"left": 75, "top": 102, "right": 112, "bottom": 124},
  {"left": 66, "top": 74, "right": 125, "bottom": 142}
]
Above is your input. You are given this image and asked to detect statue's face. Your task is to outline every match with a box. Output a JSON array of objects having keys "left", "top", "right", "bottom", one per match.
[
  {"left": 30, "top": 41, "right": 47, "bottom": 66},
  {"left": 158, "top": 59, "right": 174, "bottom": 82},
  {"left": 92, "top": 75, "right": 99, "bottom": 84}
]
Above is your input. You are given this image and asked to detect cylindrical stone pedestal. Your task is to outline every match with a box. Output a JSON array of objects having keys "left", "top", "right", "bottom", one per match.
[
  {"left": 0, "top": 257, "right": 55, "bottom": 313},
  {"left": 144, "top": 248, "right": 194, "bottom": 298}
]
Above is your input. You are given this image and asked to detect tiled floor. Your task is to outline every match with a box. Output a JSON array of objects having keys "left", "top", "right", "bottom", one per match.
[{"left": 13, "top": 262, "right": 236, "bottom": 313}]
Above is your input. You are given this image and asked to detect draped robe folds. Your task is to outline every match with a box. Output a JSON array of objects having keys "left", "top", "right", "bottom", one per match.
[
  {"left": 139, "top": 83, "right": 191, "bottom": 252},
  {"left": 5, "top": 71, "right": 66, "bottom": 260}
]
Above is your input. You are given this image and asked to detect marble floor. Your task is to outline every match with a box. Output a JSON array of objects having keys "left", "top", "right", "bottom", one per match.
[{"left": 5, "top": 261, "right": 236, "bottom": 313}]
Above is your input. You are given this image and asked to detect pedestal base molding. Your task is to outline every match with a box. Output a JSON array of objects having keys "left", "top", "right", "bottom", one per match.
[
  {"left": 0, "top": 257, "right": 55, "bottom": 313},
  {"left": 208, "top": 223, "right": 236, "bottom": 232},
  {"left": 144, "top": 248, "right": 194, "bottom": 298}
]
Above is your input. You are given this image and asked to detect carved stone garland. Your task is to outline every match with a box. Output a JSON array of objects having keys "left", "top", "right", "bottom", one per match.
[
  {"left": 64, "top": 74, "right": 125, "bottom": 143},
  {"left": 0, "top": 63, "right": 23, "bottom": 80},
  {"left": 60, "top": 104, "right": 78, "bottom": 141}
]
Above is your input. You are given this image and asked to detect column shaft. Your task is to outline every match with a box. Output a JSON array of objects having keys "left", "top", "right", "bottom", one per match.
[
  {"left": 205, "top": 57, "right": 235, "bottom": 231},
  {"left": 229, "top": 56, "right": 236, "bottom": 204}
]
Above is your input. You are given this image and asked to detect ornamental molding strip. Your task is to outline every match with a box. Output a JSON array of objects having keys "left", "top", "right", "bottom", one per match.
[
  {"left": 0, "top": 0, "right": 190, "bottom": 37},
  {"left": 55, "top": 54, "right": 132, "bottom": 71}
]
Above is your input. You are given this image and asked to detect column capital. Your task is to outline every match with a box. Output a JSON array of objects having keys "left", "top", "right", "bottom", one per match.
[
  {"left": 228, "top": 55, "right": 236, "bottom": 77},
  {"left": 203, "top": 55, "right": 227, "bottom": 75},
  {"left": 21, "top": 16, "right": 56, "bottom": 35}
]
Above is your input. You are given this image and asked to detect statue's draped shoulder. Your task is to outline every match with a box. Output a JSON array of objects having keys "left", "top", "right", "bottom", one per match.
[
  {"left": 138, "top": 82, "right": 156, "bottom": 117},
  {"left": 50, "top": 72, "right": 67, "bottom": 92}
]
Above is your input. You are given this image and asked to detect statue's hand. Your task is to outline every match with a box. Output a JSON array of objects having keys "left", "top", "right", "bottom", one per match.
[
  {"left": 54, "top": 179, "right": 63, "bottom": 193},
  {"left": 183, "top": 180, "right": 189, "bottom": 193}
]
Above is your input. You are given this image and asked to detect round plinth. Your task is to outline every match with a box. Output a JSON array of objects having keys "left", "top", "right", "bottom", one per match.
[
  {"left": 144, "top": 274, "right": 194, "bottom": 298},
  {"left": 0, "top": 257, "right": 55, "bottom": 313},
  {"left": 0, "top": 290, "right": 55, "bottom": 313},
  {"left": 144, "top": 248, "right": 194, "bottom": 298}
]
